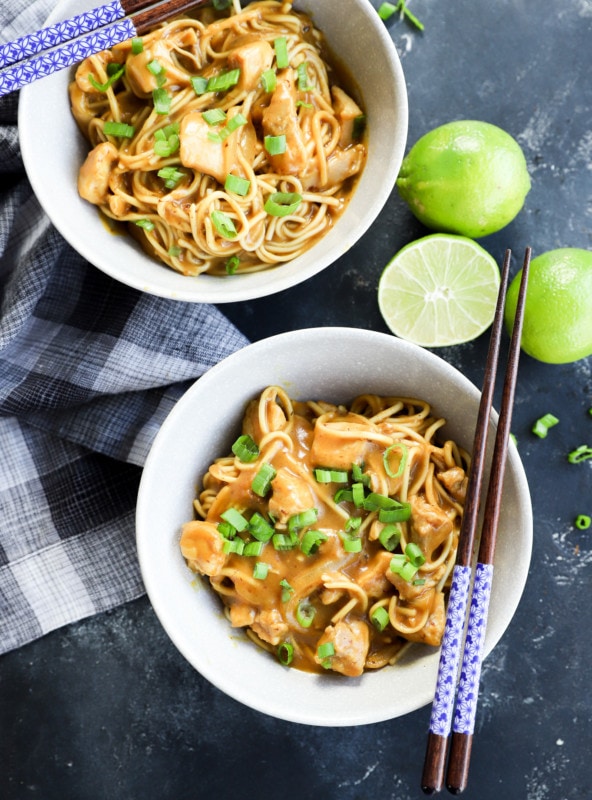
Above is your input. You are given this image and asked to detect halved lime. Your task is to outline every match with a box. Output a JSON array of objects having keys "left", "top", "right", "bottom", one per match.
[{"left": 378, "top": 234, "right": 501, "bottom": 347}]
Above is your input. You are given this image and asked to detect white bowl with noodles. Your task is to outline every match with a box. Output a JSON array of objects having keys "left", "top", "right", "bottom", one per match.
[
  {"left": 18, "top": 0, "right": 407, "bottom": 303},
  {"left": 136, "top": 327, "right": 532, "bottom": 726}
]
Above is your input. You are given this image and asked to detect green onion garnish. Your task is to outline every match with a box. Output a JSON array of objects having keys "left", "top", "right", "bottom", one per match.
[
  {"left": 261, "top": 68, "right": 277, "bottom": 92},
  {"left": 340, "top": 534, "right": 362, "bottom": 553},
  {"left": 225, "top": 173, "right": 251, "bottom": 196},
  {"left": 317, "top": 641, "right": 335, "bottom": 668},
  {"left": 251, "top": 462, "right": 277, "bottom": 497},
  {"left": 277, "top": 641, "right": 294, "bottom": 665},
  {"left": 575, "top": 514, "right": 591, "bottom": 530},
  {"left": 131, "top": 37, "right": 144, "bottom": 54},
  {"left": 383, "top": 442, "right": 408, "bottom": 479},
  {"left": 134, "top": 218, "right": 155, "bottom": 231},
  {"left": 103, "top": 121, "right": 135, "bottom": 138},
  {"left": 345, "top": 516, "right": 362, "bottom": 533},
  {"left": 567, "top": 445, "right": 592, "bottom": 463},
  {"left": 225, "top": 255, "right": 240, "bottom": 274},
  {"left": 351, "top": 482, "right": 365, "bottom": 507},
  {"left": 202, "top": 108, "right": 227, "bottom": 125},
  {"left": 217, "top": 521, "right": 236, "bottom": 539},
  {"left": 191, "top": 76, "right": 208, "bottom": 95},
  {"left": 296, "top": 600, "right": 316, "bottom": 628},
  {"left": 168, "top": 246, "right": 181, "bottom": 257},
  {"left": 378, "top": 503, "right": 411, "bottom": 523},
  {"left": 248, "top": 512, "right": 275, "bottom": 543},
  {"left": 157, "top": 166, "right": 184, "bottom": 189},
  {"left": 253, "top": 561, "right": 269, "bottom": 580},
  {"left": 273, "top": 36, "right": 289, "bottom": 68},
  {"left": 223, "top": 537, "right": 244, "bottom": 555},
  {"left": 272, "top": 532, "right": 298, "bottom": 551},
  {"left": 88, "top": 65, "right": 124, "bottom": 93},
  {"left": 231, "top": 433, "right": 259, "bottom": 462},
  {"left": 243, "top": 541, "right": 264, "bottom": 557},
  {"left": 288, "top": 508, "right": 318, "bottom": 533},
  {"left": 397, "top": 0, "right": 425, "bottom": 31},
  {"left": 264, "top": 134, "right": 287, "bottom": 156},
  {"left": 152, "top": 87, "right": 171, "bottom": 115},
  {"left": 279, "top": 579, "right": 294, "bottom": 602},
  {"left": 211, "top": 210, "right": 237, "bottom": 239},
  {"left": 379, "top": 524, "right": 401, "bottom": 551},
  {"left": 532, "top": 413, "right": 559, "bottom": 438},
  {"left": 296, "top": 61, "right": 312, "bottom": 91},
  {"left": 405, "top": 541, "right": 426, "bottom": 568},
  {"left": 378, "top": 1, "right": 397, "bottom": 19},
  {"left": 314, "top": 468, "right": 349, "bottom": 483},
  {"left": 146, "top": 58, "right": 166, "bottom": 86},
  {"left": 352, "top": 113, "right": 367, "bottom": 140},
  {"left": 220, "top": 508, "right": 249, "bottom": 532},
  {"left": 206, "top": 68, "right": 240, "bottom": 93},
  {"left": 363, "top": 492, "right": 399, "bottom": 511},
  {"left": 370, "top": 606, "right": 389, "bottom": 632},
  {"left": 299, "top": 529, "right": 327, "bottom": 555},
  {"left": 352, "top": 462, "right": 371, "bottom": 486},
  {"left": 334, "top": 488, "right": 353, "bottom": 503}
]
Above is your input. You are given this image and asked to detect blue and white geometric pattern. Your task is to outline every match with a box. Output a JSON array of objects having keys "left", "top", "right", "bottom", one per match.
[
  {"left": 452, "top": 562, "right": 494, "bottom": 735},
  {"left": 429, "top": 564, "right": 472, "bottom": 736},
  {"left": 0, "top": 17, "right": 136, "bottom": 97},
  {"left": 0, "top": 2, "right": 125, "bottom": 68}
]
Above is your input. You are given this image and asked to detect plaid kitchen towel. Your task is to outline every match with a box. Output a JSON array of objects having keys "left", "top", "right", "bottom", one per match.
[{"left": 0, "top": 0, "right": 249, "bottom": 654}]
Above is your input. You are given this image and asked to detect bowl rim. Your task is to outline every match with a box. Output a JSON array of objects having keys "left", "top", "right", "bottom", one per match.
[
  {"left": 136, "top": 327, "right": 533, "bottom": 726},
  {"left": 18, "top": 0, "right": 409, "bottom": 303}
]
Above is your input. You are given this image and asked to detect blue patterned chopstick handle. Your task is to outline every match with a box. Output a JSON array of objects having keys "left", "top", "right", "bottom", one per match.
[
  {"left": 429, "top": 564, "right": 472, "bottom": 737},
  {"left": 0, "top": 2, "right": 126, "bottom": 69},
  {"left": 0, "top": 18, "right": 136, "bottom": 97},
  {"left": 452, "top": 562, "right": 494, "bottom": 735}
]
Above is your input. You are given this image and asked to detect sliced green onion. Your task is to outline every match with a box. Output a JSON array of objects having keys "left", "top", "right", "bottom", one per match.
[
  {"left": 191, "top": 76, "right": 208, "bottom": 95},
  {"left": 131, "top": 37, "right": 144, "bottom": 54},
  {"left": 379, "top": 524, "right": 401, "bottom": 551},
  {"left": 220, "top": 507, "right": 249, "bottom": 532},
  {"left": 341, "top": 534, "right": 362, "bottom": 553},
  {"left": 317, "top": 641, "right": 335, "bottom": 668},
  {"left": 279, "top": 578, "right": 294, "bottom": 602},
  {"left": 352, "top": 113, "right": 367, "bottom": 140},
  {"left": 202, "top": 108, "right": 227, "bottom": 125},
  {"left": 397, "top": 0, "right": 425, "bottom": 31},
  {"left": 206, "top": 68, "right": 240, "bottom": 93},
  {"left": 378, "top": 1, "right": 397, "bottom": 19},
  {"left": 217, "top": 521, "right": 236, "bottom": 539},
  {"left": 300, "top": 529, "right": 327, "bottom": 555},
  {"left": 378, "top": 503, "right": 411, "bottom": 523},
  {"left": 266, "top": 191, "right": 300, "bottom": 218},
  {"left": 272, "top": 532, "right": 298, "bottom": 551},
  {"left": 277, "top": 641, "right": 294, "bottom": 665},
  {"left": 334, "top": 488, "right": 353, "bottom": 503},
  {"left": 243, "top": 541, "right": 264, "bottom": 557},
  {"left": 567, "top": 445, "right": 592, "bottom": 464},
  {"left": 103, "top": 121, "right": 135, "bottom": 138},
  {"left": 134, "top": 218, "right": 155, "bottom": 232},
  {"left": 251, "top": 462, "right": 277, "bottom": 497},
  {"left": 158, "top": 166, "right": 184, "bottom": 189},
  {"left": 261, "top": 68, "right": 277, "bottom": 92},
  {"left": 288, "top": 508, "right": 318, "bottom": 532},
  {"left": 352, "top": 482, "right": 366, "bottom": 507},
  {"left": 352, "top": 462, "right": 371, "bottom": 486},
  {"left": 389, "top": 554, "right": 406, "bottom": 572},
  {"left": 153, "top": 133, "right": 179, "bottom": 157},
  {"left": 296, "top": 61, "right": 312, "bottom": 91},
  {"left": 253, "top": 561, "right": 269, "bottom": 580},
  {"left": 225, "top": 173, "right": 251, "bottom": 196},
  {"left": 226, "top": 112, "right": 247, "bottom": 133},
  {"left": 168, "top": 246, "right": 181, "bottom": 258},
  {"left": 264, "top": 134, "right": 286, "bottom": 155},
  {"left": 370, "top": 606, "right": 390, "bottom": 632},
  {"left": 146, "top": 58, "right": 166, "bottom": 86},
  {"left": 274, "top": 36, "right": 289, "bottom": 68},
  {"left": 363, "top": 492, "right": 398, "bottom": 511},
  {"left": 532, "top": 413, "right": 559, "bottom": 438},
  {"left": 231, "top": 433, "right": 259, "bottom": 462},
  {"left": 152, "top": 87, "right": 171, "bottom": 115},
  {"left": 248, "top": 512, "right": 275, "bottom": 543},
  {"left": 88, "top": 65, "right": 124, "bottom": 92},
  {"left": 575, "top": 514, "right": 591, "bottom": 530},
  {"left": 225, "top": 255, "right": 240, "bottom": 274},
  {"left": 345, "top": 516, "right": 362, "bottom": 533},
  {"left": 314, "top": 468, "right": 349, "bottom": 483},
  {"left": 296, "top": 600, "right": 316, "bottom": 628},
  {"left": 383, "top": 442, "right": 408, "bottom": 479},
  {"left": 223, "top": 537, "right": 244, "bottom": 555},
  {"left": 405, "top": 542, "right": 426, "bottom": 568},
  {"left": 211, "top": 210, "right": 237, "bottom": 239}
]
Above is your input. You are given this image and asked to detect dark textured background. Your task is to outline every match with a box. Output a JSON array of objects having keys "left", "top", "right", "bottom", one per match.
[{"left": 2, "top": 1, "right": 591, "bottom": 798}]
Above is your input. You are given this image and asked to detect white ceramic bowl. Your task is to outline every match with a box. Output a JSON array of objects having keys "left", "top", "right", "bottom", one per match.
[
  {"left": 136, "top": 327, "right": 532, "bottom": 726},
  {"left": 18, "top": 0, "right": 407, "bottom": 303}
]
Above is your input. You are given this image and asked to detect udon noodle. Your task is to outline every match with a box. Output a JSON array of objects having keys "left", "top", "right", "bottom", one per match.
[
  {"left": 69, "top": 0, "right": 367, "bottom": 277},
  {"left": 180, "top": 387, "right": 469, "bottom": 676}
]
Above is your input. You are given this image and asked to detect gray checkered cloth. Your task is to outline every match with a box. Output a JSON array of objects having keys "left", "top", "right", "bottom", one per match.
[{"left": 0, "top": 0, "right": 249, "bottom": 654}]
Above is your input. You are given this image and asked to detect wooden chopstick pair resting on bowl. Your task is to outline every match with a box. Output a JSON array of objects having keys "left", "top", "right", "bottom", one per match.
[
  {"left": 421, "top": 247, "right": 532, "bottom": 795},
  {"left": 0, "top": 0, "right": 209, "bottom": 97}
]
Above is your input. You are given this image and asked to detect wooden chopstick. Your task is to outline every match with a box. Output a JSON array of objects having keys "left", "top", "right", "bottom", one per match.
[
  {"left": 421, "top": 248, "right": 513, "bottom": 795},
  {"left": 0, "top": 0, "right": 207, "bottom": 97},
  {"left": 421, "top": 247, "right": 531, "bottom": 795},
  {"left": 445, "top": 246, "right": 531, "bottom": 794}
]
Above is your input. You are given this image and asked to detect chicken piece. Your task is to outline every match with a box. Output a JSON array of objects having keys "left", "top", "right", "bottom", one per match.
[
  {"left": 180, "top": 520, "right": 226, "bottom": 577},
  {"left": 403, "top": 590, "right": 446, "bottom": 646},
  {"left": 301, "top": 144, "right": 365, "bottom": 190},
  {"left": 314, "top": 619, "right": 370, "bottom": 677},
  {"left": 125, "top": 39, "right": 193, "bottom": 95},
  {"left": 228, "top": 39, "right": 274, "bottom": 92},
  {"left": 229, "top": 603, "right": 256, "bottom": 628},
  {"left": 356, "top": 551, "right": 392, "bottom": 598},
  {"left": 261, "top": 68, "right": 308, "bottom": 175},
  {"left": 267, "top": 467, "right": 316, "bottom": 523},
  {"left": 310, "top": 412, "right": 370, "bottom": 471},
  {"left": 409, "top": 495, "right": 453, "bottom": 559},
  {"left": 437, "top": 466, "right": 468, "bottom": 503},
  {"left": 107, "top": 193, "right": 130, "bottom": 217},
  {"left": 251, "top": 608, "right": 289, "bottom": 646},
  {"left": 179, "top": 106, "right": 256, "bottom": 184},
  {"left": 78, "top": 141, "right": 119, "bottom": 205},
  {"left": 331, "top": 85, "right": 364, "bottom": 148}
]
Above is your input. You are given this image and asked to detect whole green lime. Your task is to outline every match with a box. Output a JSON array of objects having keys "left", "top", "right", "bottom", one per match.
[
  {"left": 397, "top": 120, "right": 531, "bottom": 238},
  {"left": 504, "top": 248, "right": 592, "bottom": 364}
]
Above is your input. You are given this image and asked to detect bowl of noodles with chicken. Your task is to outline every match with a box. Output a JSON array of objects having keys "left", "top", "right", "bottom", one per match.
[
  {"left": 19, "top": 0, "right": 407, "bottom": 303},
  {"left": 136, "top": 327, "right": 533, "bottom": 726}
]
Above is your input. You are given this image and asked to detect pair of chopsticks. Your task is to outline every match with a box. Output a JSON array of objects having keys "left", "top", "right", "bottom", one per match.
[
  {"left": 0, "top": 0, "right": 208, "bottom": 98},
  {"left": 421, "top": 247, "right": 531, "bottom": 795}
]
